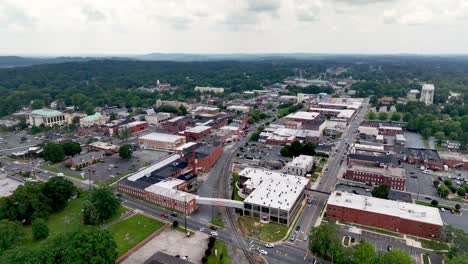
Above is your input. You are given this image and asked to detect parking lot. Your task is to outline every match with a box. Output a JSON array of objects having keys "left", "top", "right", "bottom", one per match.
[
  {"left": 55, "top": 149, "right": 170, "bottom": 182},
  {"left": 234, "top": 142, "right": 287, "bottom": 166},
  {"left": 337, "top": 225, "right": 443, "bottom": 264},
  {"left": 404, "top": 163, "right": 439, "bottom": 198},
  {"left": 0, "top": 131, "right": 43, "bottom": 156}
]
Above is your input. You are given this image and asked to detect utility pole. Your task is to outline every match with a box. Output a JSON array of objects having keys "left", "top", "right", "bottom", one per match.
[{"left": 184, "top": 194, "right": 187, "bottom": 233}]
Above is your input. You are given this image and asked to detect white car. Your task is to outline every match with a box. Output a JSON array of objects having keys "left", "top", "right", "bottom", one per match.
[
  {"left": 259, "top": 249, "right": 268, "bottom": 255},
  {"left": 265, "top": 243, "right": 275, "bottom": 248},
  {"left": 199, "top": 227, "right": 205, "bottom": 232},
  {"left": 210, "top": 231, "right": 218, "bottom": 237}
]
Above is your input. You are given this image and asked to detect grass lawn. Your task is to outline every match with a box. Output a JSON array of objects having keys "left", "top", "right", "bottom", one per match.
[
  {"left": 231, "top": 174, "right": 244, "bottom": 201},
  {"left": 420, "top": 239, "right": 450, "bottom": 251},
  {"left": 21, "top": 193, "right": 129, "bottom": 248},
  {"left": 107, "top": 214, "right": 165, "bottom": 257},
  {"left": 207, "top": 241, "right": 231, "bottom": 264},
  {"left": 22, "top": 192, "right": 89, "bottom": 247},
  {"left": 422, "top": 254, "right": 431, "bottom": 264},
  {"left": 277, "top": 107, "right": 292, "bottom": 117},
  {"left": 238, "top": 217, "right": 288, "bottom": 242},
  {"left": 210, "top": 218, "right": 225, "bottom": 228},
  {"left": 41, "top": 163, "right": 82, "bottom": 180},
  {"left": 343, "top": 236, "right": 350, "bottom": 247},
  {"left": 416, "top": 200, "right": 454, "bottom": 211}
]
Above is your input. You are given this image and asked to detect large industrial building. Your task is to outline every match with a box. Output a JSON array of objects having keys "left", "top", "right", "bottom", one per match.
[
  {"left": 28, "top": 109, "right": 66, "bottom": 127},
  {"left": 343, "top": 165, "right": 406, "bottom": 191},
  {"left": 326, "top": 191, "right": 443, "bottom": 239},
  {"left": 238, "top": 168, "right": 310, "bottom": 225},
  {"left": 138, "top": 132, "right": 186, "bottom": 151}
]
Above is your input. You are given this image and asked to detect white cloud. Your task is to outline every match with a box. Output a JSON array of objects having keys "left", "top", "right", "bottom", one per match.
[
  {"left": 295, "top": 0, "right": 322, "bottom": 22},
  {"left": 81, "top": 4, "right": 107, "bottom": 23},
  {"left": 0, "top": 0, "right": 36, "bottom": 30}
]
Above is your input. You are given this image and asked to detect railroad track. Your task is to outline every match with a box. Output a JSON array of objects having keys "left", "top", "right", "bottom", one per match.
[{"left": 218, "top": 137, "right": 257, "bottom": 264}]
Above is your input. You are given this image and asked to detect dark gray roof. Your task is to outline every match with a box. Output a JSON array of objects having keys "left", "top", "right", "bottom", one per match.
[
  {"left": 348, "top": 153, "right": 399, "bottom": 165},
  {"left": 71, "top": 151, "right": 104, "bottom": 164},
  {"left": 144, "top": 252, "right": 193, "bottom": 264},
  {"left": 407, "top": 148, "right": 442, "bottom": 163}
]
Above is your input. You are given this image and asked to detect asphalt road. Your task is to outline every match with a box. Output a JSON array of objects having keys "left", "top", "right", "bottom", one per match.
[{"left": 289, "top": 98, "right": 370, "bottom": 250}]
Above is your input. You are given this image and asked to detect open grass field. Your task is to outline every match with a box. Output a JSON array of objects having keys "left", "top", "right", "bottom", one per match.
[
  {"left": 107, "top": 214, "right": 165, "bottom": 257},
  {"left": 238, "top": 217, "right": 288, "bottom": 242},
  {"left": 207, "top": 241, "right": 231, "bottom": 264}
]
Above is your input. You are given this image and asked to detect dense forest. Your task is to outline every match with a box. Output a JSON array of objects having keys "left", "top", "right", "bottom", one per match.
[{"left": 0, "top": 57, "right": 467, "bottom": 118}]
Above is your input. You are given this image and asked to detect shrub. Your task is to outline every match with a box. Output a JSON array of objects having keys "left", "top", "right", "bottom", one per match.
[
  {"left": 32, "top": 218, "right": 49, "bottom": 240},
  {"left": 455, "top": 204, "right": 461, "bottom": 211},
  {"left": 209, "top": 236, "right": 216, "bottom": 244},
  {"left": 201, "top": 257, "right": 208, "bottom": 263},
  {"left": 431, "top": 200, "right": 439, "bottom": 207},
  {"left": 172, "top": 221, "right": 179, "bottom": 229},
  {"left": 205, "top": 249, "right": 211, "bottom": 257}
]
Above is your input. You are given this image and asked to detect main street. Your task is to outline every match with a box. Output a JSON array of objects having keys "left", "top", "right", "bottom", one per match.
[{"left": 288, "top": 98, "right": 370, "bottom": 249}]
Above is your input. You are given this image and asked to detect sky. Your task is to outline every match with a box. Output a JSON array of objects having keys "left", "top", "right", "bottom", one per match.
[{"left": 1, "top": 0, "right": 468, "bottom": 55}]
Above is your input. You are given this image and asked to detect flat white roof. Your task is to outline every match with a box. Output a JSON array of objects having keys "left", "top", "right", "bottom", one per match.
[
  {"left": 153, "top": 178, "right": 186, "bottom": 189},
  {"left": 328, "top": 191, "right": 443, "bottom": 226},
  {"left": 240, "top": 168, "right": 309, "bottom": 211},
  {"left": 286, "top": 155, "right": 314, "bottom": 169},
  {"left": 286, "top": 111, "right": 320, "bottom": 120},
  {"left": 353, "top": 143, "right": 385, "bottom": 152},
  {"left": 422, "top": 84, "right": 435, "bottom": 91},
  {"left": 168, "top": 116, "right": 185, "bottom": 122},
  {"left": 380, "top": 126, "right": 402, "bottom": 131},
  {"left": 220, "top": 126, "right": 240, "bottom": 131},
  {"left": 337, "top": 109, "right": 355, "bottom": 119},
  {"left": 145, "top": 184, "right": 197, "bottom": 202},
  {"left": 139, "top": 132, "right": 185, "bottom": 143},
  {"left": 175, "top": 142, "right": 197, "bottom": 151},
  {"left": 89, "top": 141, "right": 118, "bottom": 150},
  {"left": 128, "top": 154, "right": 181, "bottom": 181},
  {"left": 185, "top": 125, "right": 211, "bottom": 133}
]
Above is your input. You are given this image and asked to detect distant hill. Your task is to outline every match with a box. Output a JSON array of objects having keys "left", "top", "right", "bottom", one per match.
[{"left": 0, "top": 56, "right": 133, "bottom": 68}]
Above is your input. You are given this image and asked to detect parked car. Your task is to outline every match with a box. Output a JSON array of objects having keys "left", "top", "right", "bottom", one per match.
[
  {"left": 161, "top": 213, "right": 169, "bottom": 218},
  {"left": 209, "top": 225, "right": 218, "bottom": 230},
  {"left": 290, "top": 235, "right": 296, "bottom": 241},
  {"left": 259, "top": 249, "right": 268, "bottom": 255},
  {"left": 210, "top": 231, "right": 218, "bottom": 237},
  {"left": 171, "top": 213, "right": 178, "bottom": 217},
  {"left": 265, "top": 243, "right": 275, "bottom": 248}
]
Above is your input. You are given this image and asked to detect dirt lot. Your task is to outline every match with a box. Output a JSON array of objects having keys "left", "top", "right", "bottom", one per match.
[{"left": 122, "top": 229, "right": 209, "bottom": 264}]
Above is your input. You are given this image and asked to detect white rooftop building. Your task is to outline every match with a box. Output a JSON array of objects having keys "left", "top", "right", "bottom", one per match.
[
  {"left": 420, "top": 84, "right": 435, "bottom": 105},
  {"left": 285, "top": 111, "right": 320, "bottom": 121},
  {"left": 239, "top": 167, "right": 310, "bottom": 225},
  {"left": 283, "top": 155, "right": 314, "bottom": 176}
]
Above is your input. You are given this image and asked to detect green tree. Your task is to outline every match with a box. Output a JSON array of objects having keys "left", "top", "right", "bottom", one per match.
[
  {"left": 378, "top": 249, "right": 413, "bottom": 264},
  {"left": 109, "top": 112, "right": 117, "bottom": 121},
  {"left": 42, "top": 142, "right": 65, "bottom": 163},
  {"left": 32, "top": 218, "right": 49, "bottom": 240},
  {"left": 0, "top": 219, "right": 23, "bottom": 255},
  {"left": 431, "top": 200, "right": 439, "bottom": 207},
  {"left": 250, "top": 132, "right": 260, "bottom": 142},
  {"left": 42, "top": 176, "right": 76, "bottom": 212},
  {"left": 422, "top": 128, "right": 432, "bottom": 140},
  {"left": 378, "top": 112, "right": 388, "bottom": 121},
  {"left": 390, "top": 112, "right": 401, "bottom": 121},
  {"left": 351, "top": 242, "right": 377, "bottom": 264},
  {"left": 280, "top": 146, "right": 291, "bottom": 157},
  {"left": 119, "top": 127, "right": 132, "bottom": 142},
  {"left": 82, "top": 200, "right": 100, "bottom": 225},
  {"left": 83, "top": 187, "right": 120, "bottom": 224},
  {"left": 119, "top": 144, "right": 133, "bottom": 159},
  {"left": 457, "top": 187, "right": 466, "bottom": 197},
  {"left": 434, "top": 131, "right": 446, "bottom": 145},
  {"left": 371, "top": 185, "right": 390, "bottom": 199},
  {"left": 368, "top": 112, "right": 377, "bottom": 120},
  {"left": 309, "top": 224, "right": 344, "bottom": 263},
  {"left": 62, "top": 141, "right": 81, "bottom": 156},
  {"left": 455, "top": 204, "right": 461, "bottom": 211},
  {"left": 52, "top": 227, "right": 117, "bottom": 264},
  {"left": 31, "top": 100, "right": 45, "bottom": 110},
  {"left": 446, "top": 253, "right": 468, "bottom": 264},
  {"left": 178, "top": 105, "right": 188, "bottom": 115},
  {"left": 444, "top": 179, "right": 453, "bottom": 188},
  {"left": 437, "top": 185, "right": 450, "bottom": 198},
  {"left": 290, "top": 140, "right": 304, "bottom": 157}
]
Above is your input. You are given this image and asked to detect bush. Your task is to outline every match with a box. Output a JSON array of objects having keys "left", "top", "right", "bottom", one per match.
[
  {"left": 205, "top": 249, "right": 212, "bottom": 257},
  {"left": 32, "top": 218, "right": 49, "bottom": 240},
  {"left": 431, "top": 200, "right": 439, "bottom": 207},
  {"left": 433, "top": 180, "right": 440, "bottom": 187},
  {"left": 208, "top": 240, "right": 215, "bottom": 249},
  {"left": 172, "top": 221, "right": 179, "bottom": 229},
  {"left": 457, "top": 187, "right": 466, "bottom": 196},
  {"left": 455, "top": 204, "right": 461, "bottom": 211},
  {"left": 201, "top": 257, "right": 208, "bottom": 263},
  {"left": 209, "top": 236, "right": 216, "bottom": 244}
]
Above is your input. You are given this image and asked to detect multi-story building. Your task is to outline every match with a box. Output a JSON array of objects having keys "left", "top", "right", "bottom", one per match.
[
  {"left": 439, "top": 151, "right": 468, "bottom": 170},
  {"left": 194, "top": 86, "right": 224, "bottom": 93},
  {"left": 87, "top": 141, "right": 119, "bottom": 155},
  {"left": 118, "top": 121, "right": 148, "bottom": 135},
  {"left": 226, "top": 105, "right": 251, "bottom": 113},
  {"left": 145, "top": 112, "right": 172, "bottom": 125},
  {"left": 183, "top": 125, "right": 211, "bottom": 141},
  {"left": 405, "top": 148, "right": 444, "bottom": 171},
  {"left": 283, "top": 155, "right": 314, "bottom": 176},
  {"left": 239, "top": 168, "right": 310, "bottom": 225},
  {"left": 285, "top": 111, "right": 320, "bottom": 123},
  {"left": 179, "top": 142, "right": 223, "bottom": 173},
  {"left": 79, "top": 112, "right": 106, "bottom": 127},
  {"left": 28, "top": 109, "right": 66, "bottom": 127},
  {"left": 348, "top": 153, "right": 399, "bottom": 168},
  {"left": 344, "top": 165, "right": 406, "bottom": 190},
  {"left": 420, "top": 84, "right": 435, "bottom": 105},
  {"left": 138, "top": 132, "right": 186, "bottom": 151},
  {"left": 326, "top": 191, "right": 443, "bottom": 239},
  {"left": 160, "top": 116, "right": 189, "bottom": 133},
  {"left": 407, "top": 89, "right": 420, "bottom": 101}
]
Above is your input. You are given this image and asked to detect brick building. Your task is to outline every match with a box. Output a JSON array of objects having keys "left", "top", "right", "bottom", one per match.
[
  {"left": 439, "top": 151, "right": 468, "bottom": 170},
  {"left": 160, "top": 116, "right": 189, "bottom": 133},
  {"left": 405, "top": 148, "right": 444, "bottom": 171},
  {"left": 348, "top": 153, "right": 399, "bottom": 168},
  {"left": 326, "top": 191, "right": 443, "bottom": 239},
  {"left": 183, "top": 125, "right": 211, "bottom": 141},
  {"left": 138, "top": 132, "right": 186, "bottom": 151},
  {"left": 66, "top": 151, "right": 105, "bottom": 170},
  {"left": 179, "top": 142, "right": 223, "bottom": 173},
  {"left": 344, "top": 165, "right": 406, "bottom": 190}
]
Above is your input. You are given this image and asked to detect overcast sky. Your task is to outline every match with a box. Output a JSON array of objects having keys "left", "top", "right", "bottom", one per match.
[{"left": 1, "top": 0, "right": 468, "bottom": 55}]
